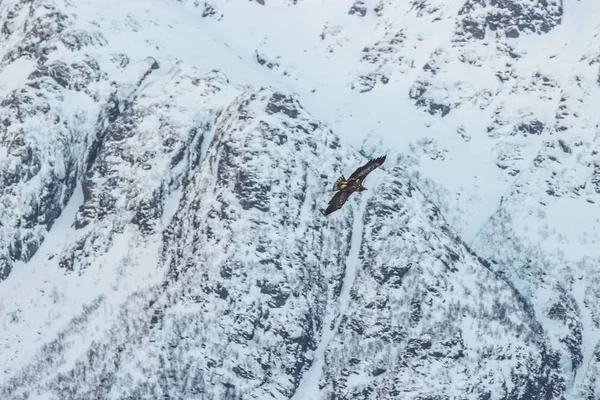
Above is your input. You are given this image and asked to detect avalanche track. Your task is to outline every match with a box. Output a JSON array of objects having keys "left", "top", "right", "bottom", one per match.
[{"left": 293, "top": 182, "right": 376, "bottom": 400}]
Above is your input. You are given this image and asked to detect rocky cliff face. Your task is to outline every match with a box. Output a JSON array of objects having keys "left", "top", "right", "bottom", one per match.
[
  {"left": 0, "top": 0, "right": 104, "bottom": 279},
  {"left": 1, "top": 0, "right": 599, "bottom": 399},
  {"left": 0, "top": 82, "right": 567, "bottom": 400},
  {"left": 318, "top": 173, "right": 565, "bottom": 399}
]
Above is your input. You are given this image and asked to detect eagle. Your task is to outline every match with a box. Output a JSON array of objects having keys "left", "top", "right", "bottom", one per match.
[{"left": 324, "top": 155, "right": 386, "bottom": 216}]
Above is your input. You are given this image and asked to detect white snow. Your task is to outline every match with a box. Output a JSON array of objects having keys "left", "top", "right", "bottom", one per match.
[
  {"left": 0, "top": 57, "right": 37, "bottom": 94},
  {"left": 1, "top": 0, "right": 600, "bottom": 397},
  {"left": 0, "top": 181, "right": 168, "bottom": 379}
]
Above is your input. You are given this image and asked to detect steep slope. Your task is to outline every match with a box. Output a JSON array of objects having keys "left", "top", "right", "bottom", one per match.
[
  {"left": 0, "top": 86, "right": 354, "bottom": 399},
  {"left": 315, "top": 169, "right": 565, "bottom": 400},
  {"left": 0, "top": 61, "right": 238, "bottom": 385},
  {"left": 2, "top": 77, "right": 562, "bottom": 399},
  {"left": 471, "top": 112, "right": 600, "bottom": 397},
  {"left": 96, "top": 90, "right": 354, "bottom": 400},
  {"left": 0, "top": 0, "right": 110, "bottom": 279},
  {"left": 1, "top": 85, "right": 567, "bottom": 400},
  {"left": 1, "top": 0, "right": 600, "bottom": 398}
]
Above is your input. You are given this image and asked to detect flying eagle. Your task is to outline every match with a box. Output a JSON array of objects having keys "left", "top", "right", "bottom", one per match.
[{"left": 324, "top": 155, "right": 386, "bottom": 216}]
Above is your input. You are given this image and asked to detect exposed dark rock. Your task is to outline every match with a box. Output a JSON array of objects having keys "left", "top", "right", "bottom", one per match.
[
  {"left": 417, "top": 98, "right": 451, "bottom": 117},
  {"left": 258, "top": 279, "right": 291, "bottom": 308},
  {"left": 202, "top": 3, "right": 217, "bottom": 17},
  {"left": 265, "top": 92, "right": 299, "bottom": 118},
  {"left": 349, "top": 1, "right": 367, "bottom": 17},
  {"left": 557, "top": 139, "right": 571, "bottom": 153},
  {"left": 456, "top": 0, "right": 563, "bottom": 41},
  {"left": 255, "top": 51, "right": 285, "bottom": 74},
  {"left": 408, "top": 81, "right": 452, "bottom": 117},
  {"left": 374, "top": 3, "right": 384, "bottom": 16},
  {"left": 592, "top": 163, "right": 600, "bottom": 194},
  {"left": 27, "top": 58, "right": 105, "bottom": 93},
  {"left": 547, "top": 295, "right": 583, "bottom": 371},
  {"left": 516, "top": 120, "right": 545, "bottom": 135},
  {"left": 352, "top": 74, "right": 378, "bottom": 93}
]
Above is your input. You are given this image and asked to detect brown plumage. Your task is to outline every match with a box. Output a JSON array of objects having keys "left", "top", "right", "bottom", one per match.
[{"left": 324, "top": 155, "right": 386, "bottom": 216}]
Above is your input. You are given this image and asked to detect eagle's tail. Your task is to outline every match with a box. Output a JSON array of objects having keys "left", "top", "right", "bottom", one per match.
[{"left": 332, "top": 175, "right": 346, "bottom": 191}]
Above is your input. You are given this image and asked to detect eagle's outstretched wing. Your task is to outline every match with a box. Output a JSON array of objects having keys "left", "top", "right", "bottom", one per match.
[
  {"left": 348, "top": 155, "right": 386, "bottom": 183},
  {"left": 323, "top": 190, "right": 353, "bottom": 216}
]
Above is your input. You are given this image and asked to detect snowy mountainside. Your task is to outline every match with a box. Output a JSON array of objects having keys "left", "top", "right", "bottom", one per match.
[
  {"left": 0, "top": 87, "right": 352, "bottom": 399},
  {"left": 1, "top": 84, "right": 565, "bottom": 400},
  {"left": 1, "top": 0, "right": 600, "bottom": 398},
  {"left": 301, "top": 170, "right": 565, "bottom": 399},
  {"left": 0, "top": 0, "right": 109, "bottom": 280}
]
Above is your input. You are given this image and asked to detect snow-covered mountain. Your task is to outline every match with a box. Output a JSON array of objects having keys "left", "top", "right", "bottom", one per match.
[{"left": 1, "top": 0, "right": 599, "bottom": 398}]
